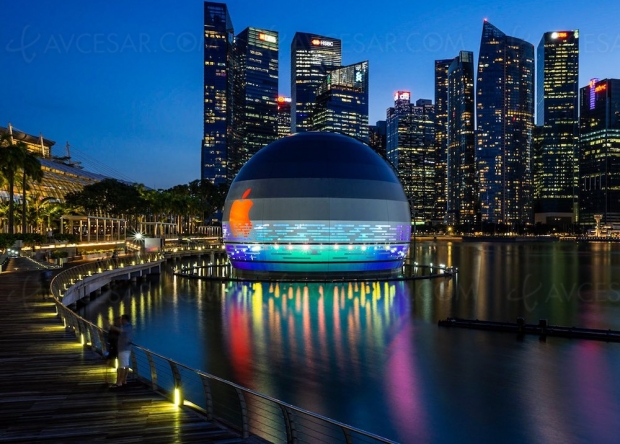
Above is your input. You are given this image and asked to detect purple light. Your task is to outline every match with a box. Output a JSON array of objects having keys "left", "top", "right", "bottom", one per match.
[{"left": 590, "top": 78, "right": 599, "bottom": 110}]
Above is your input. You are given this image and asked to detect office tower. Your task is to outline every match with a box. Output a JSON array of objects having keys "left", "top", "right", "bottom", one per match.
[
  {"left": 291, "top": 33, "right": 342, "bottom": 132},
  {"left": 434, "top": 59, "right": 451, "bottom": 223},
  {"left": 534, "top": 30, "right": 579, "bottom": 228},
  {"left": 277, "top": 96, "right": 292, "bottom": 139},
  {"left": 476, "top": 20, "right": 535, "bottom": 227},
  {"left": 446, "top": 50, "right": 477, "bottom": 227},
  {"left": 387, "top": 92, "right": 436, "bottom": 223},
  {"left": 312, "top": 61, "right": 369, "bottom": 141},
  {"left": 369, "top": 120, "right": 387, "bottom": 158},
  {"left": 579, "top": 79, "right": 620, "bottom": 227},
  {"left": 202, "top": 2, "right": 234, "bottom": 184},
  {"left": 230, "top": 27, "right": 279, "bottom": 179}
]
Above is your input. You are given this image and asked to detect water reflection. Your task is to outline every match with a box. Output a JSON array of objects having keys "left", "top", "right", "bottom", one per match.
[{"left": 78, "top": 241, "right": 620, "bottom": 443}]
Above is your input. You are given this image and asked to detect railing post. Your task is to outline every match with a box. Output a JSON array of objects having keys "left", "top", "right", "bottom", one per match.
[
  {"left": 279, "top": 405, "right": 298, "bottom": 444},
  {"left": 234, "top": 387, "right": 250, "bottom": 438},
  {"left": 200, "top": 375, "right": 214, "bottom": 420},
  {"left": 130, "top": 349, "right": 139, "bottom": 377},
  {"left": 145, "top": 350, "right": 158, "bottom": 391},
  {"left": 342, "top": 427, "right": 353, "bottom": 444},
  {"left": 96, "top": 328, "right": 107, "bottom": 355},
  {"left": 169, "top": 361, "right": 183, "bottom": 405}
]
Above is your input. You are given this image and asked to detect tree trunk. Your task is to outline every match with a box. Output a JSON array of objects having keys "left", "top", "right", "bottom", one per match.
[
  {"left": 21, "top": 170, "right": 27, "bottom": 234},
  {"left": 8, "top": 175, "right": 15, "bottom": 234}
]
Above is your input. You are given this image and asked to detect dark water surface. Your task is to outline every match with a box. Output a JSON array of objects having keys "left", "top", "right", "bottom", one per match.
[{"left": 81, "top": 241, "right": 620, "bottom": 443}]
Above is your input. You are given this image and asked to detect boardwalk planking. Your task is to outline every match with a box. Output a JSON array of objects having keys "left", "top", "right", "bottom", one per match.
[{"left": 0, "top": 262, "right": 256, "bottom": 443}]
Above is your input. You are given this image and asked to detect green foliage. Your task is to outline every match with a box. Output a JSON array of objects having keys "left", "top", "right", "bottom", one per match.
[
  {"left": 52, "top": 233, "right": 79, "bottom": 243},
  {"left": 65, "top": 178, "right": 147, "bottom": 218},
  {"left": 0, "top": 134, "right": 30, "bottom": 234},
  {"left": 0, "top": 233, "right": 17, "bottom": 250},
  {"left": 50, "top": 249, "right": 69, "bottom": 259},
  {"left": 19, "top": 233, "right": 46, "bottom": 246}
]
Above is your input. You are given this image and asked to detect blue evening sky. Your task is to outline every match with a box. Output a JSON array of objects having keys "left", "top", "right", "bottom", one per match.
[{"left": 1, "top": 0, "right": 619, "bottom": 189}]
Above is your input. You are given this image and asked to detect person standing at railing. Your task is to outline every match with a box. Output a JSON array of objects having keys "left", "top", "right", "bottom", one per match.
[{"left": 107, "top": 314, "right": 133, "bottom": 388}]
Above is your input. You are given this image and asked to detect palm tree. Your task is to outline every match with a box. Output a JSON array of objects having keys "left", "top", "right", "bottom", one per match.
[
  {"left": 20, "top": 151, "right": 44, "bottom": 234},
  {"left": 0, "top": 133, "right": 28, "bottom": 234}
]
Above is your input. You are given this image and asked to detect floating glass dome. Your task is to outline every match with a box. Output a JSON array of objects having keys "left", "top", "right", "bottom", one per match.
[{"left": 222, "top": 132, "right": 411, "bottom": 277}]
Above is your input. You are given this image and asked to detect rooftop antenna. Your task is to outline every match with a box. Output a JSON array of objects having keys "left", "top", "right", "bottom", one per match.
[{"left": 65, "top": 141, "right": 71, "bottom": 158}]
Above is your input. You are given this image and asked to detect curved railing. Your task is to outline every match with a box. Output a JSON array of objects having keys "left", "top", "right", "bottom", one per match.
[
  {"left": 50, "top": 258, "right": 398, "bottom": 444},
  {"left": 175, "top": 259, "right": 457, "bottom": 283}
]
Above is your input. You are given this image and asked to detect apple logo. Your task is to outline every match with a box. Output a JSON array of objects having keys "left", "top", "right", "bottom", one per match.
[{"left": 229, "top": 188, "right": 253, "bottom": 238}]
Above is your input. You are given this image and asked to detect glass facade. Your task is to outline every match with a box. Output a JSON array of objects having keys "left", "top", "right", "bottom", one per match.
[
  {"left": 277, "top": 96, "right": 292, "bottom": 139},
  {"left": 476, "top": 21, "right": 534, "bottom": 227},
  {"left": 312, "top": 61, "right": 369, "bottom": 141},
  {"left": 434, "top": 60, "right": 451, "bottom": 223},
  {"left": 368, "top": 120, "right": 387, "bottom": 159},
  {"left": 1, "top": 124, "right": 54, "bottom": 158},
  {"left": 447, "top": 51, "right": 477, "bottom": 227},
  {"left": 230, "top": 27, "right": 279, "bottom": 180},
  {"left": 202, "top": 2, "right": 234, "bottom": 184},
  {"left": 579, "top": 79, "right": 620, "bottom": 227},
  {"left": 534, "top": 30, "right": 579, "bottom": 224},
  {"left": 222, "top": 133, "right": 410, "bottom": 275},
  {"left": 291, "top": 33, "right": 342, "bottom": 133},
  {"left": 387, "top": 93, "right": 436, "bottom": 223}
]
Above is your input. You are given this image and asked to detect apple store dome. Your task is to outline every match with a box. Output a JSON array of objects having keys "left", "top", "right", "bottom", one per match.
[{"left": 222, "top": 132, "right": 411, "bottom": 276}]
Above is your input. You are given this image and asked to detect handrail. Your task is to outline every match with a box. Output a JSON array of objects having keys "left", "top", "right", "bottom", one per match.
[
  {"left": 175, "top": 260, "right": 457, "bottom": 283},
  {"left": 50, "top": 257, "right": 400, "bottom": 444}
]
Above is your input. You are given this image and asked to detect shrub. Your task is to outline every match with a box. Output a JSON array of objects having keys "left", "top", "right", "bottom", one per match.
[{"left": 50, "top": 249, "right": 69, "bottom": 259}]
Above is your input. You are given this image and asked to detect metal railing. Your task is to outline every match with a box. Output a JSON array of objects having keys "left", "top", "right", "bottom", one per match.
[
  {"left": 50, "top": 258, "right": 399, "bottom": 444},
  {"left": 175, "top": 260, "right": 457, "bottom": 283}
]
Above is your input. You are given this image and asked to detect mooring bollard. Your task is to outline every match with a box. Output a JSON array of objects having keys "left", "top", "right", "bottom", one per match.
[{"left": 538, "top": 319, "right": 548, "bottom": 335}]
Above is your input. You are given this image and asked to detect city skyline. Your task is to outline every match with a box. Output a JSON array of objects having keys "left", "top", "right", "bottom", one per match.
[{"left": 2, "top": 0, "right": 619, "bottom": 188}]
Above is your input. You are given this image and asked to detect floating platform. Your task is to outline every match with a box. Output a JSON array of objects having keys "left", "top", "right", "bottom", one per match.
[{"left": 438, "top": 317, "right": 620, "bottom": 342}]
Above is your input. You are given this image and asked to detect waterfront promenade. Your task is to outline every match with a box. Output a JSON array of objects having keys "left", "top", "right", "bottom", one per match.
[{"left": 0, "top": 260, "right": 255, "bottom": 443}]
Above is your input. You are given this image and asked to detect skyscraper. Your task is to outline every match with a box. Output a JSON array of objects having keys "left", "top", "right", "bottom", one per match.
[
  {"left": 230, "top": 27, "right": 279, "bottom": 180},
  {"left": 202, "top": 2, "right": 234, "bottom": 184},
  {"left": 277, "top": 96, "right": 292, "bottom": 139},
  {"left": 534, "top": 30, "right": 579, "bottom": 228},
  {"left": 476, "top": 20, "right": 535, "bottom": 227},
  {"left": 291, "top": 33, "right": 342, "bottom": 133},
  {"left": 434, "top": 59, "right": 451, "bottom": 223},
  {"left": 369, "top": 120, "right": 387, "bottom": 159},
  {"left": 447, "top": 50, "right": 477, "bottom": 227},
  {"left": 312, "top": 61, "right": 369, "bottom": 141},
  {"left": 579, "top": 79, "right": 620, "bottom": 227},
  {"left": 387, "top": 93, "right": 436, "bottom": 223}
]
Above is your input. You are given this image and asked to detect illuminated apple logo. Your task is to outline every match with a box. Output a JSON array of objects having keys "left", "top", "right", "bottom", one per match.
[{"left": 229, "top": 188, "right": 253, "bottom": 238}]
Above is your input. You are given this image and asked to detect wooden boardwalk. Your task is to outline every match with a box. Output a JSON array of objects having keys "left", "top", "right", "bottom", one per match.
[{"left": 0, "top": 263, "right": 256, "bottom": 443}]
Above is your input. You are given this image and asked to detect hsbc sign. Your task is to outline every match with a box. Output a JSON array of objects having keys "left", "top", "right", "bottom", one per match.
[{"left": 311, "top": 39, "right": 334, "bottom": 47}]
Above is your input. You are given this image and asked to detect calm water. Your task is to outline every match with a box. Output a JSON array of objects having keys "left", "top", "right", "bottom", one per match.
[{"left": 81, "top": 241, "right": 620, "bottom": 443}]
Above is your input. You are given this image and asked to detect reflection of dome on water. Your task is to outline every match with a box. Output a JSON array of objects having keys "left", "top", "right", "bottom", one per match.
[{"left": 222, "top": 132, "right": 411, "bottom": 276}]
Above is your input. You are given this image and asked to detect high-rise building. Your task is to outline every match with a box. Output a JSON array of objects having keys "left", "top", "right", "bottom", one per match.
[
  {"left": 534, "top": 30, "right": 579, "bottom": 228},
  {"left": 277, "top": 96, "right": 292, "bottom": 138},
  {"left": 202, "top": 2, "right": 234, "bottom": 184},
  {"left": 476, "top": 20, "right": 535, "bottom": 227},
  {"left": 579, "top": 79, "right": 620, "bottom": 227},
  {"left": 447, "top": 50, "right": 477, "bottom": 227},
  {"left": 387, "top": 93, "right": 436, "bottom": 223},
  {"left": 312, "top": 61, "right": 369, "bottom": 141},
  {"left": 369, "top": 120, "right": 387, "bottom": 159},
  {"left": 434, "top": 59, "right": 451, "bottom": 223},
  {"left": 291, "top": 33, "right": 342, "bottom": 133},
  {"left": 230, "top": 27, "right": 279, "bottom": 179}
]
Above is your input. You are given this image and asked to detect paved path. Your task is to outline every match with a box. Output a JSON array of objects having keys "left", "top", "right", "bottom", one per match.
[{"left": 0, "top": 265, "right": 256, "bottom": 443}]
